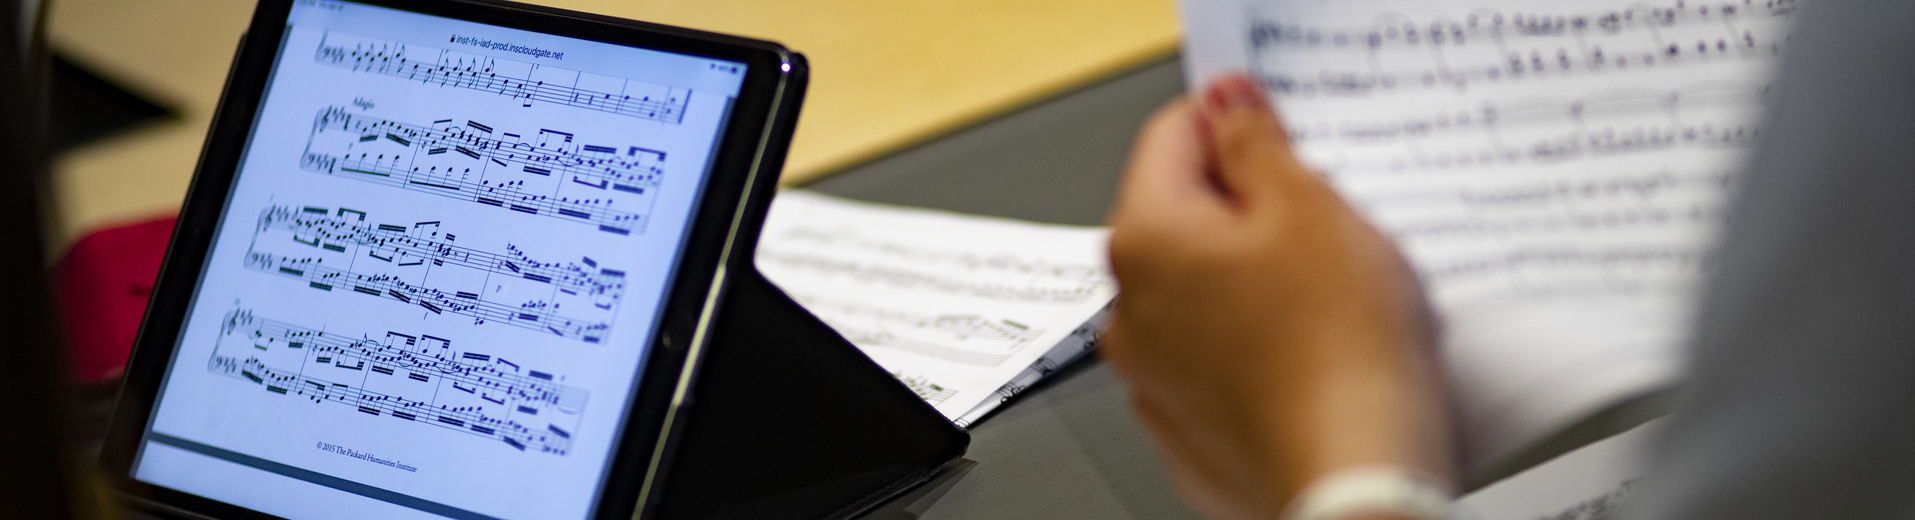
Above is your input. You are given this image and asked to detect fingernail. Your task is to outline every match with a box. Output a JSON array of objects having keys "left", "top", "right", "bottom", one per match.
[{"left": 1209, "top": 75, "right": 1264, "bottom": 112}]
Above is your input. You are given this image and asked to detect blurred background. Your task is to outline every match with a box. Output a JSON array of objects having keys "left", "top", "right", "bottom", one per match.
[{"left": 44, "top": 0, "right": 1179, "bottom": 250}]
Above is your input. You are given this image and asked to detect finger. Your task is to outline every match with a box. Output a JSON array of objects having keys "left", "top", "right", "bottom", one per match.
[
  {"left": 1198, "top": 73, "right": 1308, "bottom": 208},
  {"left": 1107, "top": 100, "right": 1234, "bottom": 285},
  {"left": 1114, "top": 99, "right": 1219, "bottom": 210},
  {"left": 1108, "top": 100, "right": 1239, "bottom": 274}
]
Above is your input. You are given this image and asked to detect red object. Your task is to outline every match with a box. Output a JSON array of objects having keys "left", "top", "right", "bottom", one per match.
[{"left": 55, "top": 216, "right": 177, "bottom": 383}]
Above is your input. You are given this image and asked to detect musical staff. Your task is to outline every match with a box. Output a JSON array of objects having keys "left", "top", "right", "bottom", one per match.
[
  {"left": 300, "top": 106, "right": 666, "bottom": 236},
  {"left": 759, "top": 227, "right": 1110, "bottom": 304},
  {"left": 1266, "top": 82, "right": 1765, "bottom": 174},
  {"left": 1248, "top": 2, "right": 1793, "bottom": 51},
  {"left": 760, "top": 248, "right": 1106, "bottom": 304},
  {"left": 245, "top": 204, "right": 621, "bottom": 344},
  {"left": 1357, "top": 169, "right": 1734, "bottom": 209},
  {"left": 207, "top": 307, "right": 587, "bottom": 455},
  {"left": 1291, "top": 85, "right": 1760, "bottom": 143},
  {"left": 1247, "top": 0, "right": 1796, "bottom": 97},
  {"left": 1387, "top": 202, "right": 1727, "bottom": 245},
  {"left": 314, "top": 31, "right": 690, "bottom": 124},
  {"left": 1334, "top": 120, "right": 1758, "bottom": 173},
  {"left": 795, "top": 295, "right": 1043, "bottom": 367}
]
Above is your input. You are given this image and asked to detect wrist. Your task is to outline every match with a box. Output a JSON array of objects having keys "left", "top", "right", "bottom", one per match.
[
  {"left": 1255, "top": 332, "right": 1456, "bottom": 513},
  {"left": 1280, "top": 467, "right": 1453, "bottom": 520}
]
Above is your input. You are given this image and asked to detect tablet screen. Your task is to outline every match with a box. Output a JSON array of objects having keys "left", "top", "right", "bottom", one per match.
[{"left": 128, "top": 2, "right": 746, "bottom": 519}]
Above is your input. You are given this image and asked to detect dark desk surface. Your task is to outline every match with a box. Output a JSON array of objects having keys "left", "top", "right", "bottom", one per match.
[{"left": 806, "top": 57, "right": 1200, "bottom": 520}]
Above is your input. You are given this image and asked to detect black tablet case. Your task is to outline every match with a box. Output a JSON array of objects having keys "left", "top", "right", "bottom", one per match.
[
  {"left": 653, "top": 270, "right": 970, "bottom": 519},
  {"left": 646, "top": 54, "right": 971, "bottom": 519}
]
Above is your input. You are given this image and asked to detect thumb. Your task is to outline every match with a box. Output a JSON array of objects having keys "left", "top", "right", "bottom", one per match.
[{"left": 1198, "top": 74, "right": 1305, "bottom": 208}]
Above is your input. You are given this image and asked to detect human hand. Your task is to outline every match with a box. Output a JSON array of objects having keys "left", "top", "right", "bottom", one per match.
[{"left": 1101, "top": 73, "right": 1456, "bottom": 519}]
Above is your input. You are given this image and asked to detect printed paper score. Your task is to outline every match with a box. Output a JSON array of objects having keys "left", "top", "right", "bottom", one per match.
[
  {"left": 757, "top": 190, "right": 1114, "bottom": 427},
  {"left": 1179, "top": 0, "right": 1793, "bottom": 464}
]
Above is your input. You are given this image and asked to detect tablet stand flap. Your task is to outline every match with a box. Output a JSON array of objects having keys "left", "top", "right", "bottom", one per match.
[{"left": 652, "top": 268, "right": 970, "bottom": 519}]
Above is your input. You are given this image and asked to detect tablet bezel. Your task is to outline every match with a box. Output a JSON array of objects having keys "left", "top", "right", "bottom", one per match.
[{"left": 97, "top": 1, "right": 805, "bottom": 518}]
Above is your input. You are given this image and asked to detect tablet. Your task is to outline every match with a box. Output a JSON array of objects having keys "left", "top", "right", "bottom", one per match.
[{"left": 99, "top": 1, "right": 805, "bottom": 519}]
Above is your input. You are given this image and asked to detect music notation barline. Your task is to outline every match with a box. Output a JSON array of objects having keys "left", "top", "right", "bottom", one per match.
[
  {"left": 209, "top": 308, "right": 586, "bottom": 455},
  {"left": 302, "top": 106, "right": 664, "bottom": 236},
  {"left": 315, "top": 32, "right": 691, "bottom": 124},
  {"left": 247, "top": 205, "right": 616, "bottom": 344}
]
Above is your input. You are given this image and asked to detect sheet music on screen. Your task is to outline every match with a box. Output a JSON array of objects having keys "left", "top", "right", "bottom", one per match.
[{"left": 130, "top": 2, "right": 746, "bottom": 519}]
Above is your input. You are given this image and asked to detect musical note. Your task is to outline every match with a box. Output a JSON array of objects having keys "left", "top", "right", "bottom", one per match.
[
  {"left": 890, "top": 372, "right": 959, "bottom": 406},
  {"left": 300, "top": 106, "right": 666, "bottom": 236},
  {"left": 208, "top": 307, "right": 587, "bottom": 455},
  {"left": 313, "top": 31, "right": 691, "bottom": 124},
  {"left": 245, "top": 204, "right": 621, "bottom": 343}
]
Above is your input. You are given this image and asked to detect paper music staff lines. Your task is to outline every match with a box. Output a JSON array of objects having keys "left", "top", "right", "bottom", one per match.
[
  {"left": 300, "top": 106, "right": 664, "bottom": 236},
  {"left": 760, "top": 228, "right": 1112, "bottom": 304},
  {"left": 1246, "top": 0, "right": 1795, "bottom": 97},
  {"left": 208, "top": 307, "right": 587, "bottom": 455},
  {"left": 246, "top": 204, "right": 621, "bottom": 344},
  {"left": 1325, "top": 121, "right": 1758, "bottom": 174},
  {"left": 314, "top": 31, "right": 691, "bottom": 124},
  {"left": 1246, "top": 1, "right": 1794, "bottom": 52},
  {"left": 1355, "top": 169, "right": 1734, "bottom": 209},
  {"left": 795, "top": 295, "right": 1044, "bottom": 367},
  {"left": 1254, "top": 41, "right": 1778, "bottom": 97},
  {"left": 1289, "top": 85, "right": 1761, "bottom": 143}
]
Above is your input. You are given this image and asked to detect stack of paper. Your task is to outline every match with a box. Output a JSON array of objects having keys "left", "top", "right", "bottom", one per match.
[{"left": 756, "top": 190, "right": 1115, "bottom": 427}]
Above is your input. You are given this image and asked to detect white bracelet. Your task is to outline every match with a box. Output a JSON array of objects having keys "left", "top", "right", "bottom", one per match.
[{"left": 1280, "top": 467, "right": 1453, "bottom": 520}]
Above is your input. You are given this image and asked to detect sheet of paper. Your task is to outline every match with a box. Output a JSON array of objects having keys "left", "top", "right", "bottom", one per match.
[
  {"left": 1458, "top": 419, "right": 1661, "bottom": 519},
  {"left": 756, "top": 190, "right": 1115, "bottom": 426},
  {"left": 953, "top": 306, "right": 1109, "bottom": 426},
  {"left": 1179, "top": 0, "right": 1793, "bottom": 464}
]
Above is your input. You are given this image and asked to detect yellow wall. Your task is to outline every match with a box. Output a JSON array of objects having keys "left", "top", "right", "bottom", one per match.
[{"left": 44, "top": 0, "right": 1178, "bottom": 248}]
